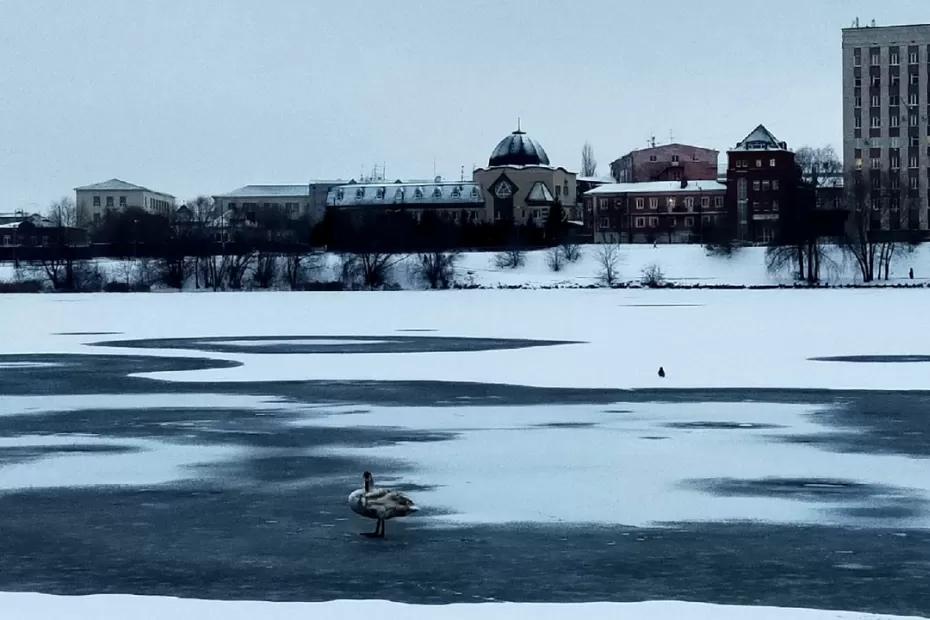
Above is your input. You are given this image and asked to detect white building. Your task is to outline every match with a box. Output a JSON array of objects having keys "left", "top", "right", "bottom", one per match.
[
  {"left": 212, "top": 181, "right": 346, "bottom": 226},
  {"left": 74, "top": 179, "right": 175, "bottom": 227}
]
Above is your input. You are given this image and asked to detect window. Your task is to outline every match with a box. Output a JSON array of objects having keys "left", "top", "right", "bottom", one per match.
[
  {"left": 684, "top": 216, "right": 694, "bottom": 227},
  {"left": 355, "top": 188, "right": 365, "bottom": 199},
  {"left": 92, "top": 196, "right": 100, "bottom": 207},
  {"left": 415, "top": 187, "right": 424, "bottom": 199},
  {"left": 891, "top": 74, "right": 900, "bottom": 88},
  {"left": 890, "top": 95, "right": 900, "bottom": 106},
  {"left": 755, "top": 159, "right": 762, "bottom": 168},
  {"left": 873, "top": 155, "right": 884, "bottom": 168},
  {"left": 912, "top": 136, "right": 921, "bottom": 148},
  {"left": 871, "top": 116, "right": 881, "bottom": 128},
  {"left": 910, "top": 155, "right": 919, "bottom": 169},
  {"left": 855, "top": 77, "right": 862, "bottom": 88},
  {"left": 855, "top": 115, "right": 862, "bottom": 129},
  {"left": 911, "top": 74, "right": 920, "bottom": 86},
  {"left": 891, "top": 51, "right": 900, "bottom": 65},
  {"left": 891, "top": 175, "right": 900, "bottom": 190},
  {"left": 855, "top": 95, "right": 862, "bottom": 107},
  {"left": 909, "top": 93, "right": 919, "bottom": 105},
  {"left": 762, "top": 180, "right": 771, "bottom": 191},
  {"left": 855, "top": 148, "right": 864, "bottom": 169},
  {"left": 432, "top": 187, "right": 442, "bottom": 198},
  {"left": 871, "top": 94, "right": 880, "bottom": 106},
  {"left": 598, "top": 217, "right": 610, "bottom": 229},
  {"left": 119, "top": 196, "right": 126, "bottom": 206},
  {"left": 648, "top": 197, "right": 658, "bottom": 209},
  {"left": 891, "top": 137, "right": 900, "bottom": 148},
  {"left": 910, "top": 51, "right": 919, "bottom": 65},
  {"left": 854, "top": 48, "right": 862, "bottom": 66},
  {"left": 911, "top": 113, "right": 919, "bottom": 127},
  {"left": 105, "top": 196, "right": 114, "bottom": 207},
  {"left": 668, "top": 218, "right": 676, "bottom": 228},
  {"left": 376, "top": 187, "right": 386, "bottom": 199},
  {"left": 752, "top": 180, "right": 761, "bottom": 191},
  {"left": 911, "top": 175, "right": 920, "bottom": 189},
  {"left": 769, "top": 158, "right": 776, "bottom": 167},
  {"left": 648, "top": 217, "right": 658, "bottom": 227},
  {"left": 649, "top": 155, "right": 657, "bottom": 162},
  {"left": 336, "top": 188, "right": 344, "bottom": 200},
  {"left": 871, "top": 76, "right": 881, "bottom": 88},
  {"left": 891, "top": 114, "right": 900, "bottom": 127},
  {"left": 714, "top": 197, "right": 723, "bottom": 207},
  {"left": 871, "top": 53, "right": 880, "bottom": 66},
  {"left": 635, "top": 217, "right": 646, "bottom": 228},
  {"left": 554, "top": 185, "right": 561, "bottom": 198},
  {"left": 671, "top": 155, "right": 680, "bottom": 163},
  {"left": 451, "top": 186, "right": 461, "bottom": 198},
  {"left": 772, "top": 179, "right": 780, "bottom": 191},
  {"left": 684, "top": 197, "right": 694, "bottom": 209},
  {"left": 599, "top": 198, "right": 609, "bottom": 210},
  {"left": 701, "top": 196, "right": 710, "bottom": 208},
  {"left": 635, "top": 197, "right": 645, "bottom": 209}
]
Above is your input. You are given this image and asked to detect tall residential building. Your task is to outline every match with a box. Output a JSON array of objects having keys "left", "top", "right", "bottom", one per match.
[{"left": 842, "top": 23, "right": 930, "bottom": 231}]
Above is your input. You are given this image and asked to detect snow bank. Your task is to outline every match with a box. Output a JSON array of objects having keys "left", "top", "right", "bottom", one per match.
[
  {"left": 0, "top": 593, "right": 924, "bottom": 620},
  {"left": 3, "top": 243, "right": 929, "bottom": 290}
]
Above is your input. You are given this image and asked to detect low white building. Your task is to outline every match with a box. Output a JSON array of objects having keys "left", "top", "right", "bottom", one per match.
[
  {"left": 75, "top": 179, "right": 175, "bottom": 227},
  {"left": 328, "top": 179, "right": 486, "bottom": 223},
  {"left": 212, "top": 181, "right": 346, "bottom": 226}
]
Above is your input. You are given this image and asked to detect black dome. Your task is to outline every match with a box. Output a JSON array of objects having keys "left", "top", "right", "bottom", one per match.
[{"left": 488, "top": 130, "right": 550, "bottom": 167}]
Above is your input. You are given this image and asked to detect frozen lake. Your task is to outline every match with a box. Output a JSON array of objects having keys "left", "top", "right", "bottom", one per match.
[{"left": 0, "top": 290, "right": 929, "bottom": 616}]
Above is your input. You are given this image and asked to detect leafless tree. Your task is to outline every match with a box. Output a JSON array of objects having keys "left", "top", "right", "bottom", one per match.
[
  {"left": 640, "top": 263, "right": 665, "bottom": 287},
  {"left": 415, "top": 251, "right": 460, "bottom": 289},
  {"left": 842, "top": 169, "right": 906, "bottom": 283},
  {"left": 186, "top": 195, "right": 215, "bottom": 224},
  {"left": 340, "top": 252, "right": 405, "bottom": 289},
  {"left": 597, "top": 243, "right": 621, "bottom": 286},
  {"left": 560, "top": 240, "right": 582, "bottom": 262},
  {"left": 46, "top": 196, "right": 78, "bottom": 227},
  {"left": 581, "top": 141, "right": 597, "bottom": 177},
  {"left": 284, "top": 251, "right": 323, "bottom": 290},
  {"left": 493, "top": 249, "right": 525, "bottom": 269},
  {"left": 252, "top": 252, "right": 279, "bottom": 289},
  {"left": 795, "top": 146, "right": 842, "bottom": 187},
  {"left": 546, "top": 246, "right": 564, "bottom": 272}
]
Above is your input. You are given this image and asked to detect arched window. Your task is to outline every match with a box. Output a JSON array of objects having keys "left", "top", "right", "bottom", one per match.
[
  {"left": 432, "top": 186, "right": 443, "bottom": 199},
  {"left": 393, "top": 188, "right": 404, "bottom": 201},
  {"left": 355, "top": 188, "right": 365, "bottom": 200},
  {"left": 336, "top": 188, "right": 344, "bottom": 201},
  {"left": 451, "top": 186, "right": 462, "bottom": 198},
  {"left": 376, "top": 187, "right": 386, "bottom": 199},
  {"left": 414, "top": 187, "right": 424, "bottom": 199}
]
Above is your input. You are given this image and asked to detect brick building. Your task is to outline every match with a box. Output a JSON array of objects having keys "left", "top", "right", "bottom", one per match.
[
  {"left": 725, "top": 125, "right": 799, "bottom": 244},
  {"left": 584, "top": 180, "right": 726, "bottom": 243},
  {"left": 609, "top": 144, "right": 719, "bottom": 183}
]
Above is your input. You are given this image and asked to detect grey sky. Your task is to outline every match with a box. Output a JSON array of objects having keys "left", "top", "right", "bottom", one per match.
[{"left": 1, "top": 0, "right": 927, "bottom": 211}]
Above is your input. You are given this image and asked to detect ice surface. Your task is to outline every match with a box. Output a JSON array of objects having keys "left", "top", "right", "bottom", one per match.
[{"left": 0, "top": 593, "right": 924, "bottom": 619}]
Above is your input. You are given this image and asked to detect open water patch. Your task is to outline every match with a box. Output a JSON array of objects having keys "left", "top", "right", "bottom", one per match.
[
  {"left": 89, "top": 334, "right": 582, "bottom": 355},
  {"left": 811, "top": 355, "right": 930, "bottom": 363}
]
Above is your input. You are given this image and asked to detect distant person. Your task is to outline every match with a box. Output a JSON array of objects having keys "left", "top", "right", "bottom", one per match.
[
  {"left": 658, "top": 366, "right": 666, "bottom": 378},
  {"left": 909, "top": 267, "right": 914, "bottom": 280}
]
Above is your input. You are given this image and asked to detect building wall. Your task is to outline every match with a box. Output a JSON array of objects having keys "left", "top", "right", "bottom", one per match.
[
  {"left": 76, "top": 189, "right": 175, "bottom": 226},
  {"left": 473, "top": 166, "right": 576, "bottom": 225},
  {"left": 725, "top": 150, "right": 797, "bottom": 243},
  {"left": 213, "top": 195, "right": 313, "bottom": 224},
  {"left": 843, "top": 24, "right": 930, "bottom": 231},
  {"left": 585, "top": 187, "right": 727, "bottom": 243},
  {"left": 610, "top": 144, "right": 719, "bottom": 183}
]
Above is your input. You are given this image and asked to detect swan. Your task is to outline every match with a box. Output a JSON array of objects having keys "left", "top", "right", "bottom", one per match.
[{"left": 348, "top": 471, "right": 418, "bottom": 538}]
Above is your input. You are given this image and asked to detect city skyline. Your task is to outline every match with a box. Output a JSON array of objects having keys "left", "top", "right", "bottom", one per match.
[{"left": 2, "top": 0, "right": 930, "bottom": 211}]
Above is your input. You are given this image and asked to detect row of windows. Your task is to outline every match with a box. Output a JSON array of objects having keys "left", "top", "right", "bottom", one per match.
[
  {"left": 631, "top": 195, "right": 725, "bottom": 210},
  {"left": 854, "top": 111, "right": 923, "bottom": 128},
  {"left": 853, "top": 148, "right": 925, "bottom": 170},
  {"left": 853, "top": 74, "right": 922, "bottom": 88},
  {"left": 734, "top": 158, "right": 778, "bottom": 169},
  {"left": 853, "top": 46, "right": 924, "bottom": 67},
  {"left": 336, "top": 185, "right": 480, "bottom": 201},
  {"left": 225, "top": 201, "right": 302, "bottom": 214},
  {"left": 646, "top": 153, "right": 701, "bottom": 163},
  {"left": 855, "top": 93, "right": 922, "bottom": 107},
  {"left": 92, "top": 195, "right": 127, "bottom": 207},
  {"left": 597, "top": 214, "right": 722, "bottom": 230}
]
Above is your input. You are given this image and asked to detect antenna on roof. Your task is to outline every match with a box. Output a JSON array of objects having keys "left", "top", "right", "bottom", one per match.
[
  {"left": 649, "top": 135, "right": 656, "bottom": 148},
  {"left": 852, "top": 17, "right": 859, "bottom": 28},
  {"left": 669, "top": 129, "right": 675, "bottom": 143},
  {"left": 460, "top": 165, "right": 465, "bottom": 182}
]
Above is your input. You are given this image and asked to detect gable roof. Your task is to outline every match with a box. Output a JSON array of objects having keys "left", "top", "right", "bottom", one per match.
[
  {"left": 732, "top": 125, "right": 786, "bottom": 152},
  {"left": 73, "top": 178, "right": 173, "bottom": 195}
]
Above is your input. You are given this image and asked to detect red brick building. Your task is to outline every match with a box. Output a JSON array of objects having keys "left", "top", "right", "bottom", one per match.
[
  {"left": 725, "top": 125, "right": 799, "bottom": 243},
  {"left": 584, "top": 180, "right": 727, "bottom": 243},
  {"left": 610, "top": 144, "right": 719, "bottom": 184}
]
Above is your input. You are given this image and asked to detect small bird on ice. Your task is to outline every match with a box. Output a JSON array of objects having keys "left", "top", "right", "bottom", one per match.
[
  {"left": 658, "top": 366, "right": 666, "bottom": 378},
  {"left": 348, "top": 471, "right": 418, "bottom": 538}
]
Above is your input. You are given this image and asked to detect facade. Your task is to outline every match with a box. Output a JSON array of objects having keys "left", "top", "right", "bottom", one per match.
[
  {"left": 609, "top": 144, "right": 719, "bottom": 183},
  {"left": 842, "top": 23, "right": 930, "bottom": 231},
  {"left": 585, "top": 180, "right": 727, "bottom": 243},
  {"left": 75, "top": 179, "right": 175, "bottom": 227},
  {"left": 328, "top": 179, "right": 485, "bottom": 224},
  {"left": 0, "top": 213, "right": 86, "bottom": 248},
  {"left": 725, "top": 125, "right": 798, "bottom": 243},
  {"left": 212, "top": 181, "right": 345, "bottom": 226},
  {"left": 473, "top": 128, "right": 576, "bottom": 226}
]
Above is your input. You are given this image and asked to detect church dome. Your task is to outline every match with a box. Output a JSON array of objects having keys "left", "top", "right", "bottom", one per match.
[{"left": 488, "top": 129, "right": 550, "bottom": 167}]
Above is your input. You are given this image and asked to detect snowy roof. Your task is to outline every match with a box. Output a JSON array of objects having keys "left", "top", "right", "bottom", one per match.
[
  {"left": 474, "top": 164, "right": 574, "bottom": 174},
  {"left": 74, "top": 178, "right": 173, "bottom": 197},
  {"left": 215, "top": 182, "right": 346, "bottom": 198},
  {"left": 526, "top": 181, "right": 555, "bottom": 203},
  {"left": 489, "top": 129, "right": 550, "bottom": 167},
  {"left": 585, "top": 181, "right": 727, "bottom": 195},
  {"left": 576, "top": 175, "right": 613, "bottom": 184},
  {"left": 731, "top": 125, "right": 787, "bottom": 152},
  {"left": 328, "top": 181, "right": 484, "bottom": 207}
]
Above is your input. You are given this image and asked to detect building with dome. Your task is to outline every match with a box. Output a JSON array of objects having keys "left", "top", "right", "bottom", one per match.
[{"left": 473, "top": 126, "right": 576, "bottom": 226}]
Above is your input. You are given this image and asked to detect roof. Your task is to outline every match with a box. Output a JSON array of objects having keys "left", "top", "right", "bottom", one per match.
[
  {"left": 585, "top": 181, "right": 727, "bottom": 196},
  {"left": 328, "top": 181, "right": 484, "bottom": 208},
  {"left": 489, "top": 129, "right": 550, "bottom": 167},
  {"left": 215, "top": 182, "right": 346, "bottom": 198},
  {"left": 74, "top": 178, "right": 174, "bottom": 197},
  {"left": 731, "top": 125, "right": 787, "bottom": 152},
  {"left": 526, "top": 181, "right": 555, "bottom": 203},
  {"left": 576, "top": 175, "right": 614, "bottom": 184}
]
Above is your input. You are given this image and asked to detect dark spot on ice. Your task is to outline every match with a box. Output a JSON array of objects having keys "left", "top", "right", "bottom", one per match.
[
  {"left": 810, "top": 355, "right": 930, "bottom": 363},
  {"left": 619, "top": 304, "right": 704, "bottom": 308},
  {"left": 640, "top": 436, "right": 669, "bottom": 440},
  {"left": 533, "top": 422, "right": 598, "bottom": 429},
  {"left": 54, "top": 331, "right": 123, "bottom": 336},
  {"left": 665, "top": 421, "right": 784, "bottom": 430}
]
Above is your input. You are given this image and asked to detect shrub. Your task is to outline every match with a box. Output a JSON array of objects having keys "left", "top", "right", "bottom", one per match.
[{"left": 640, "top": 263, "right": 666, "bottom": 287}]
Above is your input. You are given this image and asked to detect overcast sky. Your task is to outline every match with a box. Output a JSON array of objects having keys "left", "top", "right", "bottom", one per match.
[{"left": 1, "top": 0, "right": 928, "bottom": 211}]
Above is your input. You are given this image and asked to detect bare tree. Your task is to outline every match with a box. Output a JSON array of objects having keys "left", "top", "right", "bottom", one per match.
[
  {"left": 493, "top": 249, "right": 525, "bottom": 269},
  {"left": 284, "top": 251, "right": 322, "bottom": 290},
  {"left": 842, "top": 169, "right": 904, "bottom": 283},
  {"left": 581, "top": 141, "right": 597, "bottom": 177},
  {"left": 560, "top": 240, "right": 582, "bottom": 262},
  {"left": 415, "top": 251, "right": 460, "bottom": 289},
  {"left": 252, "top": 252, "right": 279, "bottom": 289},
  {"left": 46, "top": 196, "right": 77, "bottom": 227},
  {"left": 186, "top": 195, "right": 215, "bottom": 224},
  {"left": 597, "top": 243, "right": 621, "bottom": 286},
  {"left": 795, "top": 146, "right": 842, "bottom": 187},
  {"left": 546, "top": 246, "right": 564, "bottom": 272},
  {"left": 340, "top": 252, "right": 405, "bottom": 289},
  {"left": 640, "top": 264, "right": 665, "bottom": 287}
]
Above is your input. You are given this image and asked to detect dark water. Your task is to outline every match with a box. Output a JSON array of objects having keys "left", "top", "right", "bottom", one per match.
[{"left": 0, "top": 346, "right": 929, "bottom": 615}]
